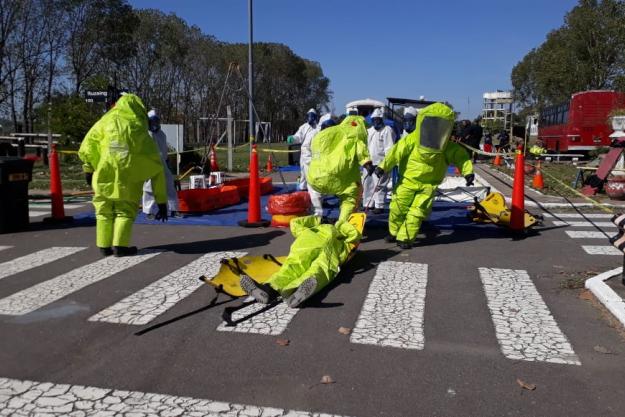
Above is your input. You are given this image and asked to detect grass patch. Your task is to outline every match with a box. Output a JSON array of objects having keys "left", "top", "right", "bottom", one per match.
[{"left": 27, "top": 142, "right": 295, "bottom": 191}]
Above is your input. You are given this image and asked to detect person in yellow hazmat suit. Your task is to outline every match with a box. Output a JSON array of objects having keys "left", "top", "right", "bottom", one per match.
[
  {"left": 79, "top": 93, "right": 168, "bottom": 257},
  {"left": 374, "top": 102, "right": 474, "bottom": 249},
  {"left": 239, "top": 215, "right": 361, "bottom": 308},
  {"left": 306, "top": 115, "right": 374, "bottom": 223}
]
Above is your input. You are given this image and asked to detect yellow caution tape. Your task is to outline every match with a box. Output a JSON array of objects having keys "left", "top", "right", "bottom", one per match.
[{"left": 456, "top": 142, "right": 515, "bottom": 157}]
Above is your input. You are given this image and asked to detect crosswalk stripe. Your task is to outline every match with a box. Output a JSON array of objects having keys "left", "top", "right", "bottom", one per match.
[
  {"left": 582, "top": 245, "right": 622, "bottom": 255},
  {"left": 0, "top": 376, "right": 349, "bottom": 416},
  {"left": 0, "top": 247, "right": 86, "bottom": 281},
  {"left": 350, "top": 261, "right": 427, "bottom": 350},
  {"left": 552, "top": 221, "right": 615, "bottom": 228},
  {"left": 478, "top": 267, "right": 580, "bottom": 365},
  {"left": 89, "top": 251, "right": 245, "bottom": 325},
  {"left": 543, "top": 213, "right": 612, "bottom": 219},
  {"left": 217, "top": 301, "right": 298, "bottom": 335},
  {"left": 565, "top": 231, "right": 609, "bottom": 239},
  {"left": 0, "top": 250, "right": 161, "bottom": 316}
]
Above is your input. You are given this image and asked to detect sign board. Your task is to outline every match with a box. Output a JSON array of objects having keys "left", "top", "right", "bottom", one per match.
[{"left": 85, "top": 90, "right": 108, "bottom": 103}]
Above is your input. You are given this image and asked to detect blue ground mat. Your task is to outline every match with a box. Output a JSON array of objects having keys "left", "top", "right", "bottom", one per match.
[{"left": 72, "top": 189, "right": 486, "bottom": 230}]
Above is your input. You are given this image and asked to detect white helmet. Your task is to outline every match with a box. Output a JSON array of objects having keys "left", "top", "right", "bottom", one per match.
[{"left": 404, "top": 106, "right": 418, "bottom": 117}]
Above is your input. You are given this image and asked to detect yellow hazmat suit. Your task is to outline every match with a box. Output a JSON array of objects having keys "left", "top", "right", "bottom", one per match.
[
  {"left": 307, "top": 116, "right": 372, "bottom": 222},
  {"left": 268, "top": 215, "right": 361, "bottom": 294},
  {"left": 79, "top": 94, "right": 166, "bottom": 249},
  {"left": 378, "top": 103, "right": 473, "bottom": 244}
]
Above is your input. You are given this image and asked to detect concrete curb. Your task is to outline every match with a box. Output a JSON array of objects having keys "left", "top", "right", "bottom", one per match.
[{"left": 585, "top": 267, "right": 625, "bottom": 327}]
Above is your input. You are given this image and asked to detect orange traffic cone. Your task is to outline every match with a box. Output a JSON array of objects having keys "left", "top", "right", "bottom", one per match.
[
  {"left": 43, "top": 144, "right": 72, "bottom": 223},
  {"left": 210, "top": 145, "right": 219, "bottom": 172},
  {"left": 510, "top": 146, "right": 525, "bottom": 232},
  {"left": 493, "top": 151, "right": 502, "bottom": 166},
  {"left": 238, "top": 144, "right": 269, "bottom": 227},
  {"left": 532, "top": 160, "right": 544, "bottom": 190},
  {"left": 266, "top": 153, "right": 273, "bottom": 172}
]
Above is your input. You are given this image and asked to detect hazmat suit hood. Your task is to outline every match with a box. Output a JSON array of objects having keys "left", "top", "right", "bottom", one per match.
[
  {"left": 79, "top": 93, "right": 166, "bottom": 202},
  {"left": 415, "top": 102, "right": 455, "bottom": 153}
]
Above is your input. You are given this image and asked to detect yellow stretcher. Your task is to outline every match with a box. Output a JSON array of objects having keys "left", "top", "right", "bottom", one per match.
[
  {"left": 468, "top": 192, "right": 542, "bottom": 230},
  {"left": 199, "top": 213, "right": 367, "bottom": 297}
]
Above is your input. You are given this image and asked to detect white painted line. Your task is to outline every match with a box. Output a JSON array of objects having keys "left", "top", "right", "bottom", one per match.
[
  {"left": 350, "top": 261, "right": 427, "bottom": 350},
  {"left": 565, "top": 231, "right": 609, "bottom": 239},
  {"left": 582, "top": 245, "right": 623, "bottom": 256},
  {"left": 552, "top": 221, "right": 616, "bottom": 228},
  {"left": 0, "top": 246, "right": 11, "bottom": 252},
  {"left": 585, "top": 267, "right": 625, "bottom": 328},
  {"left": 217, "top": 301, "right": 298, "bottom": 335},
  {"left": 0, "top": 377, "right": 350, "bottom": 416},
  {"left": 0, "top": 247, "right": 86, "bottom": 281},
  {"left": 0, "top": 250, "right": 161, "bottom": 316},
  {"left": 479, "top": 267, "right": 580, "bottom": 365},
  {"left": 28, "top": 211, "right": 49, "bottom": 218},
  {"left": 544, "top": 213, "right": 612, "bottom": 219},
  {"left": 89, "top": 251, "right": 245, "bottom": 325}
]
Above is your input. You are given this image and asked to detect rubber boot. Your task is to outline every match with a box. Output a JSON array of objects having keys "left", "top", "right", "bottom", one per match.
[
  {"left": 240, "top": 275, "right": 278, "bottom": 304},
  {"left": 397, "top": 240, "right": 412, "bottom": 250},
  {"left": 284, "top": 277, "right": 317, "bottom": 308},
  {"left": 113, "top": 246, "right": 138, "bottom": 257},
  {"left": 99, "top": 247, "right": 113, "bottom": 257},
  {"left": 384, "top": 234, "right": 397, "bottom": 243}
]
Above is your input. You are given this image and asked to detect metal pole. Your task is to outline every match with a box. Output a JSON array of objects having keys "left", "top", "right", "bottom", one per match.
[
  {"left": 227, "top": 105, "right": 233, "bottom": 172},
  {"left": 248, "top": 0, "right": 255, "bottom": 146}
]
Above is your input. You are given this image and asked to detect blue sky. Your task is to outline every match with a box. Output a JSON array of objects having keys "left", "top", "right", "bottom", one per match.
[{"left": 129, "top": 0, "right": 578, "bottom": 119}]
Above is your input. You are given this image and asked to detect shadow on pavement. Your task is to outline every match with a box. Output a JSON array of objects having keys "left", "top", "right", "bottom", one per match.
[{"left": 147, "top": 229, "right": 286, "bottom": 254}]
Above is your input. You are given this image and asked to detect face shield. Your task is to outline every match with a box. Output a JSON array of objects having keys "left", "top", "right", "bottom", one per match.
[
  {"left": 419, "top": 116, "right": 453, "bottom": 151},
  {"left": 306, "top": 112, "right": 318, "bottom": 125},
  {"left": 148, "top": 117, "right": 160, "bottom": 132},
  {"left": 403, "top": 115, "right": 416, "bottom": 133}
]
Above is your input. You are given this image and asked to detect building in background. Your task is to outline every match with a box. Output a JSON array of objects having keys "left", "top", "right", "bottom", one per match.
[{"left": 482, "top": 91, "right": 513, "bottom": 132}]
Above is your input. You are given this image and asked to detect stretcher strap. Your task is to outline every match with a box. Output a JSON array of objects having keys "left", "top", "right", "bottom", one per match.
[{"left": 262, "top": 254, "right": 283, "bottom": 266}]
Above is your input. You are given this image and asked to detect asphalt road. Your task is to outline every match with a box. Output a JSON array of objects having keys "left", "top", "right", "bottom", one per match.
[{"left": 1, "top": 204, "right": 624, "bottom": 417}]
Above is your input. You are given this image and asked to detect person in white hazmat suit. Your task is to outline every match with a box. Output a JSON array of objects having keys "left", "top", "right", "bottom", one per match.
[
  {"left": 292, "top": 108, "right": 320, "bottom": 191},
  {"left": 362, "top": 108, "right": 395, "bottom": 214},
  {"left": 402, "top": 106, "right": 418, "bottom": 138},
  {"left": 307, "top": 113, "right": 336, "bottom": 217},
  {"left": 142, "top": 110, "right": 180, "bottom": 218}
]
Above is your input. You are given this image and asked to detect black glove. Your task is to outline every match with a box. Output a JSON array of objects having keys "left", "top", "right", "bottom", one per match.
[
  {"left": 363, "top": 162, "right": 375, "bottom": 176},
  {"left": 374, "top": 166, "right": 385, "bottom": 178},
  {"left": 85, "top": 172, "right": 93, "bottom": 187},
  {"left": 155, "top": 203, "right": 168, "bottom": 222},
  {"left": 464, "top": 173, "right": 475, "bottom": 187}
]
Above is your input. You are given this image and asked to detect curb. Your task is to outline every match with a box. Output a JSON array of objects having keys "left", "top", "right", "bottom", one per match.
[{"left": 585, "top": 267, "right": 625, "bottom": 327}]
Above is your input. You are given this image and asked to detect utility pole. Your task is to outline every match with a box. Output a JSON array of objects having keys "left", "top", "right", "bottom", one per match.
[{"left": 248, "top": 0, "right": 255, "bottom": 146}]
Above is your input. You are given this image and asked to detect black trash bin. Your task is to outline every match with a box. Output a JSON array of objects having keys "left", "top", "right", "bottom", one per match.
[
  {"left": 0, "top": 157, "right": 34, "bottom": 233},
  {"left": 288, "top": 143, "right": 301, "bottom": 166}
]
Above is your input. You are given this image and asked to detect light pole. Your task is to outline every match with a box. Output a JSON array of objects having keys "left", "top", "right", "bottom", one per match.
[{"left": 248, "top": 0, "right": 254, "bottom": 146}]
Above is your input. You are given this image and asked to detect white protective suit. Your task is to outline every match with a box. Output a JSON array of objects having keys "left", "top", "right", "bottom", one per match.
[
  {"left": 142, "top": 128, "right": 179, "bottom": 214},
  {"left": 363, "top": 118, "right": 395, "bottom": 209},
  {"left": 293, "top": 119, "right": 320, "bottom": 191}
]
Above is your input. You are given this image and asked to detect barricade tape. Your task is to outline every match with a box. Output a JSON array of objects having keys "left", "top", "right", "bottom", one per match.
[{"left": 455, "top": 141, "right": 515, "bottom": 157}]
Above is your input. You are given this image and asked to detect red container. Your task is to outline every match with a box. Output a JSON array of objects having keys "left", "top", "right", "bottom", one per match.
[
  {"left": 267, "top": 191, "right": 311, "bottom": 215},
  {"left": 177, "top": 185, "right": 241, "bottom": 212},
  {"left": 605, "top": 176, "right": 625, "bottom": 200},
  {"left": 224, "top": 177, "right": 273, "bottom": 199}
]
